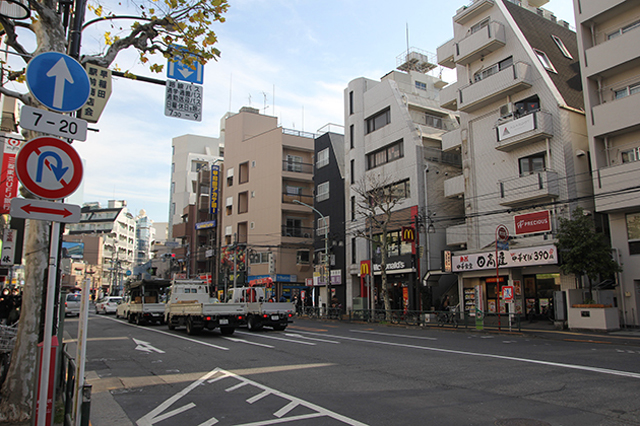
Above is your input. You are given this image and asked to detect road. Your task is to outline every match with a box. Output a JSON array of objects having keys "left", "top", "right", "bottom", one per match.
[{"left": 63, "top": 313, "right": 640, "bottom": 426}]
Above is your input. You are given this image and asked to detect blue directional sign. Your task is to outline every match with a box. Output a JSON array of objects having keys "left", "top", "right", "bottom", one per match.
[
  {"left": 167, "top": 46, "right": 204, "bottom": 84},
  {"left": 26, "top": 52, "right": 91, "bottom": 113}
]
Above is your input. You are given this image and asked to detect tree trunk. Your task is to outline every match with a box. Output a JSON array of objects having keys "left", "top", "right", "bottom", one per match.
[
  {"left": 0, "top": 219, "right": 50, "bottom": 423},
  {"left": 381, "top": 230, "right": 391, "bottom": 321}
]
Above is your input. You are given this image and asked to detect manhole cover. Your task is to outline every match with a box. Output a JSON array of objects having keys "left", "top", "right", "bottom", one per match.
[{"left": 495, "top": 420, "right": 552, "bottom": 426}]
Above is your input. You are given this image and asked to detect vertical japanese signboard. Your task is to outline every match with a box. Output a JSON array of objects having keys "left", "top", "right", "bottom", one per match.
[
  {"left": 1, "top": 228, "right": 17, "bottom": 266},
  {"left": 0, "top": 138, "right": 21, "bottom": 214},
  {"left": 210, "top": 165, "right": 220, "bottom": 215},
  {"left": 78, "top": 64, "right": 112, "bottom": 123}
]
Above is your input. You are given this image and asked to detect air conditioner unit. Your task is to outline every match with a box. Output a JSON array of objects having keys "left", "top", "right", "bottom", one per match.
[
  {"left": 499, "top": 103, "right": 512, "bottom": 117},
  {"left": 303, "top": 233, "right": 311, "bottom": 238}
]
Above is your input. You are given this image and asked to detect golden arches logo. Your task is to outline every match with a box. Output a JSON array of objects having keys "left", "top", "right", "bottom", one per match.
[
  {"left": 360, "top": 261, "right": 370, "bottom": 275},
  {"left": 402, "top": 226, "right": 415, "bottom": 242}
]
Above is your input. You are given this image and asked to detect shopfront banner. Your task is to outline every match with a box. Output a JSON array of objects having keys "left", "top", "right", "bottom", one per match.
[
  {"left": 452, "top": 245, "right": 557, "bottom": 272},
  {"left": 514, "top": 210, "right": 551, "bottom": 235}
]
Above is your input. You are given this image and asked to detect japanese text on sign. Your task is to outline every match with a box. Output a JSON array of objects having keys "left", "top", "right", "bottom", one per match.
[
  {"left": 79, "top": 64, "right": 112, "bottom": 123},
  {"left": 210, "top": 165, "right": 219, "bottom": 215},
  {"left": 0, "top": 138, "right": 21, "bottom": 214},
  {"left": 452, "top": 245, "right": 557, "bottom": 272},
  {"left": 165, "top": 80, "right": 202, "bottom": 122}
]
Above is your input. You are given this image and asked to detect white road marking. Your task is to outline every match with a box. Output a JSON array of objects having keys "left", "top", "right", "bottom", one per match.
[
  {"left": 137, "top": 368, "right": 368, "bottom": 426},
  {"left": 235, "top": 331, "right": 316, "bottom": 346},
  {"left": 350, "top": 330, "right": 437, "bottom": 341},
  {"left": 133, "top": 338, "right": 165, "bottom": 353},
  {"left": 296, "top": 331, "right": 640, "bottom": 380},
  {"left": 285, "top": 333, "right": 340, "bottom": 344},
  {"left": 223, "top": 336, "right": 274, "bottom": 348}
]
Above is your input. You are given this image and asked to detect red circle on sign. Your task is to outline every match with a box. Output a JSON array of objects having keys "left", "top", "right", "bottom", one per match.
[
  {"left": 15, "top": 136, "right": 83, "bottom": 200},
  {"left": 497, "top": 224, "right": 509, "bottom": 242}
]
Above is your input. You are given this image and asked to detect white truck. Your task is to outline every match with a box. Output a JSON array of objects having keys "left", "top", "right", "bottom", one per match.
[
  {"left": 118, "top": 279, "right": 171, "bottom": 325},
  {"left": 228, "top": 282, "right": 294, "bottom": 331},
  {"left": 164, "top": 279, "right": 245, "bottom": 335}
]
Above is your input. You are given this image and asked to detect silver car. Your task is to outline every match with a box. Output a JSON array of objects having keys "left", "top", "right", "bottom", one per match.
[
  {"left": 95, "top": 296, "right": 122, "bottom": 315},
  {"left": 65, "top": 293, "right": 82, "bottom": 317}
]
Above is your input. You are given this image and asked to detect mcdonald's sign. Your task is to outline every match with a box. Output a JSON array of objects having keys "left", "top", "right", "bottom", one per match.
[
  {"left": 401, "top": 226, "right": 415, "bottom": 242},
  {"left": 360, "top": 260, "right": 371, "bottom": 276}
]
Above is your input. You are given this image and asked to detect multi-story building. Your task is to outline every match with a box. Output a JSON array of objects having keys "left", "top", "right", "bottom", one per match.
[
  {"left": 436, "top": 0, "right": 592, "bottom": 318},
  {"left": 169, "top": 134, "right": 223, "bottom": 238},
  {"left": 221, "top": 107, "right": 316, "bottom": 300},
  {"left": 135, "top": 210, "right": 155, "bottom": 267},
  {"left": 345, "top": 51, "right": 461, "bottom": 312},
  {"left": 573, "top": 0, "right": 640, "bottom": 326},
  {"left": 66, "top": 200, "right": 137, "bottom": 295},
  {"left": 313, "top": 126, "right": 346, "bottom": 308}
]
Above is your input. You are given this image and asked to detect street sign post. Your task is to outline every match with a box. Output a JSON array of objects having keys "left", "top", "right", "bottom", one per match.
[
  {"left": 15, "top": 136, "right": 84, "bottom": 200},
  {"left": 26, "top": 52, "right": 90, "bottom": 112},
  {"left": 10, "top": 198, "right": 81, "bottom": 223},
  {"left": 495, "top": 224, "right": 509, "bottom": 331},
  {"left": 165, "top": 79, "right": 203, "bottom": 122},
  {"left": 20, "top": 105, "right": 88, "bottom": 141},
  {"left": 167, "top": 46, "right": 204, "bottom": 84}
]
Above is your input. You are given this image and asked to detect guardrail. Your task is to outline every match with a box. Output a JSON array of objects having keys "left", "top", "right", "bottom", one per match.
[{"left": 60, "top": 345, "right": 91, "bottom": 426}]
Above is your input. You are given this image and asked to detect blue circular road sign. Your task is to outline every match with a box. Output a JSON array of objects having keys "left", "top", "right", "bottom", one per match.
[{"left": 26, "top": 52, "right": 90, "bottom": 113}]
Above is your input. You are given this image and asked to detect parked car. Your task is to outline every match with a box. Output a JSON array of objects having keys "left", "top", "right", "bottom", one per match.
[
  {"left": 65, "top": 293, "right": 82, "bottom": 317},
  {"left": 95, "top": 296, "right": 123, "bottom": 315}
]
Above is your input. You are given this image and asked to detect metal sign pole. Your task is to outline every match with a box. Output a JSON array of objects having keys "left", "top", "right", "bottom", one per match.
[
  {"left": 73, "top": 275, "right": 90, "bottom": 425},
  {"left": 37, "top": 221, "right": 60, "bottom": 426}
]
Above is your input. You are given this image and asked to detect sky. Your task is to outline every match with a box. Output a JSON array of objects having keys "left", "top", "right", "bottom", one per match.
[{"left": 7, "top": 0, "right": 576, "bottom": 225}]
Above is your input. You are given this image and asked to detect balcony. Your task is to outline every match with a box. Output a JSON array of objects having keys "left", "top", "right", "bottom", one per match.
[
  {"left": 591, "top": 93, "right": 640, "bottom": 138},
  {"left": 282, "top": 191, "right": 314, "bottom": 206},
  {"left": 495, "top": 111, "right": 553, "bottom": 152},
  {"left": 454, "top": 21, "right": 506, "bottom": 66},
  {"left": 444, "top": 174, "right": 465, "bottom": 199},
  {"left": 446, "top": 223, "right": 467, "bottom": 247},
  {"left": 437, "top": 38, "right": 456, "bottom": 69},
  {"left": 282, "top": 160, "right": 313, "bottom": 182},
  {"left": 459, "top": 62, "right": 533, "bottom": 112},
  {"left": 584, "top": 28, "right": 640, "bottom": 79},
  {"left": 442, "top": 127, "right": 462, "bottom": 152},
  {"left": 281, "top": 225, "right": 315, "bottom": 239},
  {"left": 454, "top": 0, "right": 495, "bottom": 25},
  {"left": 577, "top": 0, "right": 626, "bottom": 23},
  {"left": 439, "top": 83, "right": 458, "bottom": 111},
  {"left": 593, "top": 161, "right": 640, "bottom": 212},
  {"left": 498, "top": 170, "right": 559, "bottom": 207},
  {"left": 172, "top": 222, "right": 189, "bottom": 239}
]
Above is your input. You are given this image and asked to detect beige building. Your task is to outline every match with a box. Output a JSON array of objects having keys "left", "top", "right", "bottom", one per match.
[
  {"left": 437, "top": 0, "right": 593, "bottom": 319},
  {"left": 574, "top": 0, "right": 640, "bottom": 326},
  {"left": 221, "top": 107, "right": 316, "bottom": 298}
]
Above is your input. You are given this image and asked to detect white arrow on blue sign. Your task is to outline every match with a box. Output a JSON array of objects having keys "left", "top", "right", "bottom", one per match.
[
  {"left": 167, "top": 46, "right": 204, "bottom": 85},
  {"left": 26, "top": 52, "right": 91, "bottom": 113}
]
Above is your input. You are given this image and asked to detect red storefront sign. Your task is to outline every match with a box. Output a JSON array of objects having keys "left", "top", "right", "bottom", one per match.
[
  {"left": 514, "top": 210, "right": 551, "bottom": 235},
  {"left": 0, "top": 138, "right": 21, "bottom": 214}
]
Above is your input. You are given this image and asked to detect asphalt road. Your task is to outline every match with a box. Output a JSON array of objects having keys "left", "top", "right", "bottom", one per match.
[{"left": 64, "top": 313, "right": 640, "bottom": 426}]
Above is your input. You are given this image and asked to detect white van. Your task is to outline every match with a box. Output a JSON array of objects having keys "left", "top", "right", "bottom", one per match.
[{"left": 65, "top": 293, "right": 82, "bottom": 317}]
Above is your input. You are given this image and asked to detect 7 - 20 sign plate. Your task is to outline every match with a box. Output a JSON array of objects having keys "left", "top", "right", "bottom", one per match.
[{"left": 164, "top": 79, "right": 202, "bottom": 122}]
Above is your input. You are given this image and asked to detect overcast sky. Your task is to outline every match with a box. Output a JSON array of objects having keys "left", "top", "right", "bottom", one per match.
[{"left": 8, "top": 0, "right": 576, "bottom": 224}]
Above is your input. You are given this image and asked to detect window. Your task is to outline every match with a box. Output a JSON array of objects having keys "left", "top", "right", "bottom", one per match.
[
  {"left": 191, "top": 180, "right": 197, "bottom": 193},
  {"left": 171, "top": 182, "right": 175, "bottom": 193},
  {"left": 286, "top": 185, "right": 302, "bottom": 195},
  {"left": 372, "top": 230, "right": 412, "bottom": 260},
  {"left": 296, "top": 250, "right": 310, "bottom": 264},
  {"left": 238, "top": 191, "right": 248, "bottom": 214},
  {"left": 622, "top": 147, "right": 640, "bottom": 164},
  {"left": 351, "top": 238, "right": 356, "bottom": 264},
  {"left": 474, "top": 57, "right": 513, "bottom": 82},
  {"left": 367, "top": 139, "right": 404, "bottom": 170},
  {"left": 368, "top": 179, "right": 410, "bottom": 205},
  {"left": 285, "top": 218, "right": 303, "bottom": 237},
  {"left": 191, "top": 160, "right": 207, "bottom": 172},
  {"left": 286, "top": 155, "right": 303, "bottom": 172},
  {"left": 250, "top": 251, "right": 270, "bottom": 264},
  {"left": 316, "top": 181, "right": 329, "bottom": 202},
  {"left": 225, "top": 196, "right": 233, "bottom": 215},
  {"left": 351, "top": 196, "right": 356, "bottom": 221},
  {"left": 533, "top": 49, "right": 557, "bottom": 73},
  {"left": 519, "top": 153, "right": 546, "bottom": 176},
  {"left": 470, "top": 17, "right": 489, "bottom": 34},
  {"left": 614, "top": 82, "right": 640, "bottom": 100},
  {"left": 349, "top": 91, "right": 354, "bottom": 115},
  {"left": 227, "top": 167, "right": 234, "bottom": 186},
  {"left": 316, "top": 148, "right": 329, "bottom": 168},
  {"left": 425, "top": 113, "right": 443, "bottom": 129},
  {"left": 551, "top": 35, "right": 572, "bottom": 59},
  {"left": 350, "top": 159, "right": 355, "bottom": 184},
  {"left": 607, "top": 20, "right": 640, "bottom": 40},
  {"left": 366, "top": 108, "right": 391, "bottom": 134},
  {"left": 415, "top": 81, "right": 427, "bottom": 91},
  {"left": 317, "top": 216, "right": 330, "bottom": 237},
  {"left": 626, "top": 212, "right": 640, "bottom": 255},
  {"left": 171, "top": 203, "right": 176, "bottom": 215},
  {"left": 171, "top": 163, "right": 175, "bottom": 174},
  {"left": 350, "top": 124, "right": 354, "bottom": 149},
  {"left": 239, "top": 161, "right": 249, "bottom": 184},
  {"left": 514, "top": 95, "right": 540, "bottom": 117}
]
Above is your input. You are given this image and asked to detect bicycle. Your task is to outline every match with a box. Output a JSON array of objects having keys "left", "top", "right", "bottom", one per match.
[
  {"left": 436, "top": 310, "right": 459, "bottom": 328},
  {"left": 0, "top": 323, "right": 18, "bottom": 386}
]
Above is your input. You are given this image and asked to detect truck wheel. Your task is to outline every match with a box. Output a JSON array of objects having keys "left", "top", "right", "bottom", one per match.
[
  {"left": 127, "top": 313, "right": 134, "bottom": 323},
  {"left": 247, "top": 317, "right": 263, "bottom": 331},
  {"left": 167, "top": 316, "right": 175, "bottom": 330},
  {"left": 186, "top": 318, "right": 200, "bottom": 335},
  {"left": 220, "top": 327, "right": 235, "bottom": 336}
]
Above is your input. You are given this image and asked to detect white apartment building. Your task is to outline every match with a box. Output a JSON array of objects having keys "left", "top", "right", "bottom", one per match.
[
  {"left": 574, "top": 0, "right": 640, "bottom": 327},
  {"left": 436, "top": 0, "right": 593, "bottom": 318},
  {"left": 169, "top": 134, "right": 224, "bottom": 238},
  {"left": 135, "top": 210, "right": 155, "bottom": 266},
  {"left": 345, "top": 52, "right": 461, "bottom": 311}
]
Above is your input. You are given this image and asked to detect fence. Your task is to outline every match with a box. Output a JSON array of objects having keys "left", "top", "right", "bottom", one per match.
[{"left": 59, "top": 345, "right": 92, "bottom": 426}]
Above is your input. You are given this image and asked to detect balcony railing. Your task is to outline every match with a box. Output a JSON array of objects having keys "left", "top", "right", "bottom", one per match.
[
  {"left": 439, "top": 83, "right": 458, "bottom": 111},
  {"left": 498, "top": 170, "right": 559, "bottom": 207},
  {"left": 446, "top": 222, "right": 467, "bottom": 247},
  {"left": 282, "top": 192, "right": 315, "bottom": 204},
  {"left": 282, "top": 160, "right": 313, "bottom": 174},
  {"left": 444, "top": 174, "right": 465, "bottom": 198},
  {"left": 454, "top": 0, "right": 495, "bottom": 24},
  {"left": 437, "top": 38, "right": 456, "bottom": 69},
  {"left": 495, "top": 111, "right": 553, "bottom": 151},
  {"left": 454, "top": 21, "right": 506, "bottom": 66},
  {"left": 591, "top": 92, "right": 640, "bottom": 138},
  {"left": 593, "top": 161, "right": 640, "bottom": 212},
  {"left": 281, "top": 226, "right": 315, "bottom": 239},
  {"left": 442, "top": 127, "right": 462, "bottom": 152},
  {"left": 459, "top": 62, "right": 533, "bottom": 112}
]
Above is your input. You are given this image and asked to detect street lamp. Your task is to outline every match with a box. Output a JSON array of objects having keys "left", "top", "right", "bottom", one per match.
[{"left": 293, "top": 199, "right": 330, "bottom": 309}]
